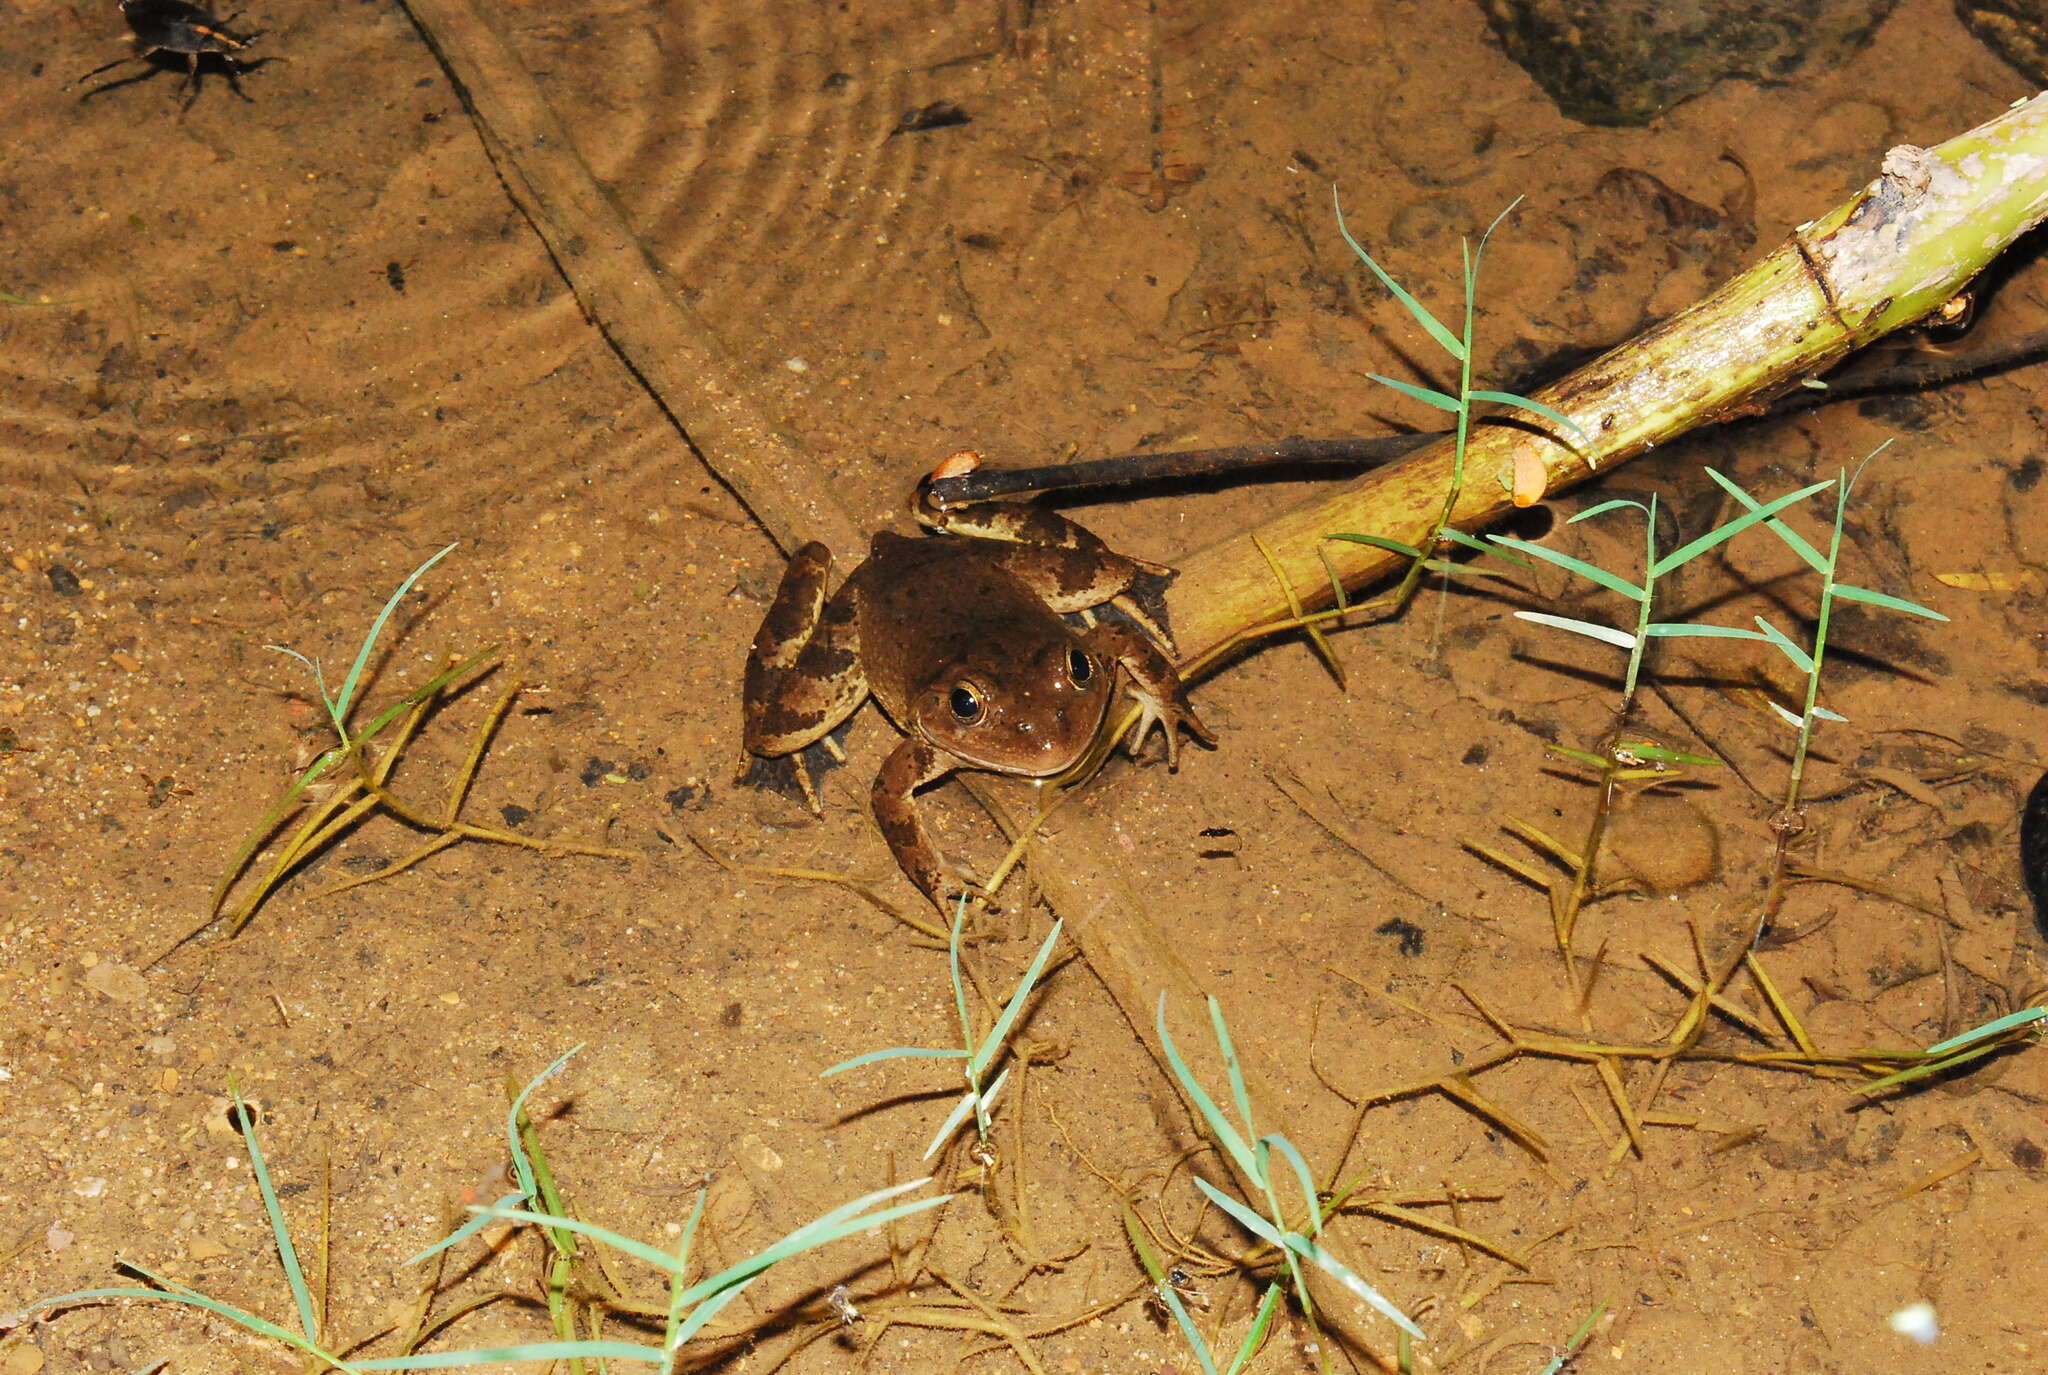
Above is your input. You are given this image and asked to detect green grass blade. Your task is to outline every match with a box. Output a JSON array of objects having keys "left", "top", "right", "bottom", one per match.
[
  {"left": 1438, "top": 527, "right": 1535, "bottom": 571},
  {"left": 926, "top": 1066, "right": 1010, "bottom": 1159},
  {"left": 675, "top": 1179, "right": 945, "bottom": 1308},
  {"left": 228, "top": 1082, "right": 318, "bottom": 1342},
  {"left": 1367, "top": 373, "right": 1463, "bottom": 414},
  {"left": 506, "top": 1046, "right": 582, "bottom": 1199},
  {"left": 1750, "top": 615, "right": 1815, "bottom": 675},
  {"left": 349, "top": 1340, "right": 666, "bottom": 1369},
  {"left": 1487, "top": 536, "right": 1646, "bottom": 601},
  {"left": 1922, "top": 1005, "right": 2047, "bottom": 1056},
  {"left": 467, "top": 1207, "right": 686, "bottom": 1275},
  {"left": 1326, "top": 532, "right": 1423, "bottom": 559},
  {"left": 1704, "top": 469, "right": 1830, "bottom": 573},
  {"left": 1193, "top": 1178, "right": 1287, "bottom": 1252},
  {"left": 820, "top": 1046, "right": 968, "bottom": 1077},
  {"left": 1465, "top": 390, "right": 1591, "bottom": 444},
  {"left": 6, "top": 1282, "right": 343, "bottom": 1366},
  {"left": 1570, "top": 498, "right": 1649, "bottom": 523},
  {"left": 1831, "top": 583, "right": 1949, "bottom": 621},
  {"left": 667, "top": 1188, "right": 707, "bottom": 1341},
  {"left": 404, "top": 1191, "right": 525, "bottom": 1267},
  {"left": 1261, "top": 1133, "right": 1323, "bottom": 1235},
  {"left": 1513, "top": 612, "right": 1636, "bottom": 650},
  {"left": 1221, "top": 1282, "right": 1287, "bottom": 1375},
  {"left": 969, "top": 919, "right": 1063, "bottom": 1080},
  {"left": 1204, "top": 997, "right": 1257, "bottom": 1153},
  {"left": 1280, "top": 1232, "right": 1426, "bottom": 1340},
  {"left": 1157, "top": 995, "right": 1259, "bottom": 1182},
  {"left": 1650, "top": 478, "right": 1834, "bottom": 577},
  {"left": 1122, "top": 1202, "right": 1220, "bottom": 1375},
  {"left": 332, "top": 543, "right": 459, "bottom": 729},
  {"left": 1643, "top": 623, "right": 1770, "bottom": 641},
  {"left": 1536, "top": 1300, "right": 1609, "bottom": 1375},
  {"left": 1334, "top": 188, "right": 1465, "bottom": 361},
  {"left": 947, "top": 898, "right": 974, "bottom": 1061}
]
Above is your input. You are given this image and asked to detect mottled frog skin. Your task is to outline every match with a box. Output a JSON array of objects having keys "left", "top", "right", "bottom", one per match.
[{"left": 743, "top": 489, "right": 1213, "bottom": 905}]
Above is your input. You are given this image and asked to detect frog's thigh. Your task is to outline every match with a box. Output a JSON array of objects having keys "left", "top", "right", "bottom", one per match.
[
  {"left": 744, "top": 550, "right": 868, "bottom": 756},
  {"left": 990, "top": 543, "right": 1146, "bottom": 613},
  {"left": 872, "top": 738, "right": 960, "bottom": 904}
]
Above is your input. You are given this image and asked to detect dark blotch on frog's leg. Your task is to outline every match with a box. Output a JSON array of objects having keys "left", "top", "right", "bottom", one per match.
[{"left": 2023, "top": 771, "right": 2048, "bottom": 936}]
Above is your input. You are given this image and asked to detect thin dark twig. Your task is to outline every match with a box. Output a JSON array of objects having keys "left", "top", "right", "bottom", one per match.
[{"left": 925, "top": 434, "right": 1438, "bottom": 504}]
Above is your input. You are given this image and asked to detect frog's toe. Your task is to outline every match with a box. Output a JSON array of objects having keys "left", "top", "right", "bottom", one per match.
[
  {"left": 1122, "top": 690, "right": 1217, "bottom": 768},
  {"left": 736, "top": 728, "right": 852, "bottom": 813}
]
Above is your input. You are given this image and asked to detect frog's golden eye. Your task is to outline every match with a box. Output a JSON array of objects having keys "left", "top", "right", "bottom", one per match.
[
  {"left": 1067, "top": 649, "right": 1095, "bottom": 686},
  {"left": 949, "top": 683, "right": 986, "bottom": 724}
]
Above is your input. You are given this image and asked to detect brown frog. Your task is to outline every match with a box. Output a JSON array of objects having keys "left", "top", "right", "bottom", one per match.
[{"left": 742, "top": 469, "right": 1213, "bottom": 906}]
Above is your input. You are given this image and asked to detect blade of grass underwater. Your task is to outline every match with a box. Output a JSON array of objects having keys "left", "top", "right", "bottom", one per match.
[
  {"left": 674, "top": 1179, "right": 946, "bottom": 1308},
  {"left": 1223, "top": 1283, "right": 1287, "bottom": 1375},
  {"left": 4, "top": 1283, "right": 347, "bottom": 1368},
  {"left": 1536, "top": 1300, "right": 1609, "bottom": 1375},
  {"left": 1513, "top": 612, "right": 1637, "bottom": 650},
  {"left": 1122, "top": 1200, "right": 1220, "bottom": 1375},
  {"left": 1334, "top": 188, "right": 1466, "bottom": 361},
  {"left": 507, "top": 1046, "right": 582, "bottom": 1197},
  {"left": 926, "top": 1066, "right": 1011, "bottom": 1159},
  {"left": 1643, "top": 622, "right": 1770, "bottom": 641},
  {"left": 665, "top": 1187, "right": 707, "bottom": 1342},
  {"left": 1279, "top": 1231, "right": 1426, "bottom": 1339},
  {"left": 1488, "top": 537, "right": 1646, "bottom": 601},
  {"left": 348, "top": 1340, "right": 665, "bottom": 1369},
  {"left": 1749, "top": 616, "right": 1816, "bottom": 675},
  {"left": 1649, "top": 478, "right": 1834, "bottom": 577},
  {"left": 1465, "top": 390, "right": 1591, "bottom": 444},
  {"left": 1571, "top": 498, "right": 1648, "bottom": 522},
  {"left": 1705, "top": 469, "right": 1830, "bottom": 573},
  {"left": 1261, "top": 1134, "right": 1324, "bottom": 1236},
  {"left": 1831, "top": 583, "right": 1949, "bottom": 620},
  {"left": 1441, "top": 525, "right": 1536, "bottom": 570},
  {"left": 1205, "top": 997, "right": 1257, "bottom": 1154},
  {"left": 821, "top": 1046, "right": 969, "bottom": 1077},
  {"left": 1923, "top": 1005, "right": 2048, "bottom": 1055},
  {"left": 331, "top": 543, "right": 459, "bottom": 730},
  {"left": 1367, "top": 373, "right": 1463, "bottom": 413},
  {"left": 969, "top": 919, "right": 1063, "bottom": 1081},
  {"left": 229, "top": 1081, "right": 318, "bottom": 1344},
  {"left": 463, "top": 1207, "right": 684, "bottom": 1274},
  {"left": 1157, "top": 995, "right": 1259, "bottom": 1182},
  {"left": 405, "top": 1190, "right": 527, "bottom": 1268},
  {"left": 1326, "top": 532, "right": 1424, "bottom": 559}
]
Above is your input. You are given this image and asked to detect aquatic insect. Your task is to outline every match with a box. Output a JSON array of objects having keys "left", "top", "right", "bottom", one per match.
[{"left": 73, "top": 0, "right": 267, "bottom": 110}]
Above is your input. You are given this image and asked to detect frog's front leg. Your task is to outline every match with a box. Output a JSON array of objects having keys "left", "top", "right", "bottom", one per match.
[
  {"left": 917, "top": 483, "right": 1174, "bottom": 572},
  {"left": 742, "top": 542, "right": 869, "bottom": 808},
  {"left": 872, "top": 737, "right": 975, "bottom": 907},
  {"left": 1082, "top": 622, "right": 1217, "bottom": 766}
]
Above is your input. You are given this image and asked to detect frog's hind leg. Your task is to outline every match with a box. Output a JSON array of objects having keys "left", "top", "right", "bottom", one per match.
[{"left": 742, "top": 543, "right": 869, "bottom": 811}]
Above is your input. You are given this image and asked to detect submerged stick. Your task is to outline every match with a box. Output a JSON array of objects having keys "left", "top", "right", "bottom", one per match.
[{"left": 1167, "top": 104, "right": 2048, "bottom": 664}]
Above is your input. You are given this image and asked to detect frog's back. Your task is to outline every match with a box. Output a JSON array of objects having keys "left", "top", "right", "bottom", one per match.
[{"left": 854, "top": 531, "right": 1075, "bottom": 718}]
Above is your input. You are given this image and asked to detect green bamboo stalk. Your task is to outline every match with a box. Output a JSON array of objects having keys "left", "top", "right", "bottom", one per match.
[{"left": 1169, "top": 94, "right": 2048, "bottom": 665}]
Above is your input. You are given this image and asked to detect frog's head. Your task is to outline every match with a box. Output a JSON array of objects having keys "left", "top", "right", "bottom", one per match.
[{"left": 910, "top": 636, "right": 1112, "bottom": 776}]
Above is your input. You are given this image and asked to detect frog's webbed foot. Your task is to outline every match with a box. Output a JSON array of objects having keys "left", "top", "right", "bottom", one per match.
[
  {"left": 1083, "top": 623, "right": 1217, "bottom": 768},
  {"left": 741, "top": 541, "right": 870, "bottom": 812},
  {"left": 734, "top": 724, "right": 852, "bottom": 814}
]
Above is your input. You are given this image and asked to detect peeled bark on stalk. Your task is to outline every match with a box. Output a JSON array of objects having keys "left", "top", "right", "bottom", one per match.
[{"left": 1168, "top": 97, "right": 2048, "bottom": 666}]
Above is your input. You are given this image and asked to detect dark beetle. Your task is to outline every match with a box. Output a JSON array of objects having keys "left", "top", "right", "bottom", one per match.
[{"left": 73, "top": 0, "right": 267, "bottom": 110}]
